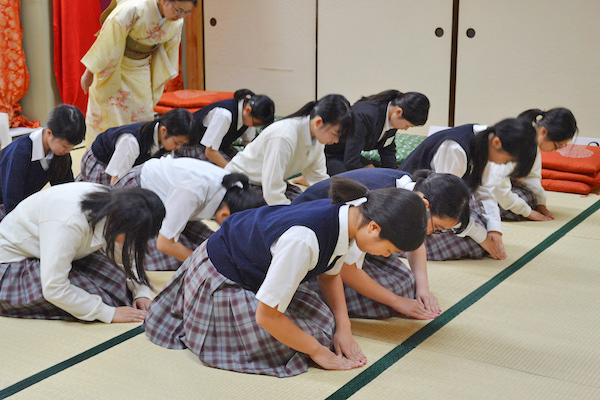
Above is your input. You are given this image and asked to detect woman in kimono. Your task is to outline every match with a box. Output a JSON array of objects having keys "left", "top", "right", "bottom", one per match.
[{"left": 80, "top": 0, "right": 197, "bottom": 141}]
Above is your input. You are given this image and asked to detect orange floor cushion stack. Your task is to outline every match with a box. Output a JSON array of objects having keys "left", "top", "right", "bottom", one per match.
[
  {"left": 541, "top": 144, "right": 600, "bottom": 194},
  {"left": 153, "top": 90, "right": 234, "bottom": 114}
]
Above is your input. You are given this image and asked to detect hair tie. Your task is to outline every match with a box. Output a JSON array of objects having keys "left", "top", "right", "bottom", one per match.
[
  {"left": 346, "top": 197, "right": 367, "bottom": 207},
  {"left": 233, "top": 181, "right": 244, "bottom": 189}
]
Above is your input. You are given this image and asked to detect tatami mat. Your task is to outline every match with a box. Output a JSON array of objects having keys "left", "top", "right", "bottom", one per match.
[{"left": 1, "top": 191, "right": 599, "bottom": 399}]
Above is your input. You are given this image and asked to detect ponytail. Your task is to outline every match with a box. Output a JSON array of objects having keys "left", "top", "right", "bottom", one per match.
[
  {"left": 285, "top": 94, "right": 354, "bottom": 140},
  {"left": 329, "top": 177, "right": 427, "bottom": 251},
  {"left": 413, "top": 169, "right": 470, "bottom": 233},
  {"left": 356, "top": 89, "right": 430, "bottom": 126},
  {"left": 518, "top": 107, "right": 578, "bottom": 142},
  {"left": 220, "top": 173, "right": 266, "bottom": 213}
]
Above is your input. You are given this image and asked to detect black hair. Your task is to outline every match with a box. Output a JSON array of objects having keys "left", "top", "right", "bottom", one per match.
[
  {"left": 284, "top": 94, "right": 354, "bottom": 140},
  {"left": 518, "top": 108, "right": 578, "bottom": 142},
  {"left": 137, "top": 108, "right": 198, "bottom": 155},
  {"left": 328, "top": 176, "right": 427, "bottom": 252},
  {"left": 169, "top": 0, "right": 198, "bottom": 5},
  {"left": 46, "top": 104, "right": 86, "bottom": 181},
  {"left": 218, "top": 173, "right": 266, "bottom": 213},
  {"left": 234, "top": 89, "right": 275, "bottom": 126},
  {"left": 357, "top": 89, "right": 430, "bottom": 126},
  {"left": 412, "top": 169, "right": 470, "bottom": 234},
  {"left": 80, "top": 186, "right": 166, "bottom": 287},
  {"left": 468, "top": 118, "right": 537, "bottom": 191}
]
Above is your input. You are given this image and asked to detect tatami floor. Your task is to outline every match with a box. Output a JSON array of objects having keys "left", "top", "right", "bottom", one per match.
[{"left": 1, "top": 148, "right": 599, "bottom": 399}]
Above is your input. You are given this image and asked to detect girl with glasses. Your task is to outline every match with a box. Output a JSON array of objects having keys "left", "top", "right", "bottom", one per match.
[
  {"left": 492, "top": 108, "right": 578, "bottom": 221},
  {"left": 175, "top": 89, "right": 275, "bottom": 168},
  {"left": 292, "top": 168, "right": 470, "bottom": 320}
]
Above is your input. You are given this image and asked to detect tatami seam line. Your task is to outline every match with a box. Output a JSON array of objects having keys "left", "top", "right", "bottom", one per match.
[
  {"left": 1, "top": 199, "right": 598, "bottom": 399},
  {"left": 0, "top": 326, "right": 145, "bottom": 399},
  {"left": 326, "top": 197, "right": 600, "bottom": 400}
]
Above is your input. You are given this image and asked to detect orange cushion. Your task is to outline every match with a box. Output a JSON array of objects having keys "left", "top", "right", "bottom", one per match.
[
  {"left": 157, "top": 90, "right": 234, "bottom": 108},
  {"left": 153, "top": 104, "right": 201, "bottom": 114},
  {"left": 541, "top": 144, "right": 600, "bottom": 174},
  {"left": 541, "top": 168, "right": 600, "bottom": 189},
  {"left": 541, "top": 179, "right": 592, "bottom": 195}
]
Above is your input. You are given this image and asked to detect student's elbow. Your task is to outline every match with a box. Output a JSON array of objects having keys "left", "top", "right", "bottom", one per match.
[
  {"left": 156, "top": 234, "right": 171, "bottom": 254},
  {"left": 255, "top": 302, "right": 278, "bottom": 330}
]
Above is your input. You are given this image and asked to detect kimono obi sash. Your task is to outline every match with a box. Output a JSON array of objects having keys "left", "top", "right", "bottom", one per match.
[{"left": 124, "top": 36, "right": 159, "bottom": 59}]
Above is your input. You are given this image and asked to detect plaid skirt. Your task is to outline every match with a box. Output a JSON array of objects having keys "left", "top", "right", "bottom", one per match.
[
  {"left": 303, "top": 254, "right": 415, "bottom": 319},
  {"left": 249, "top": 182, "right": 302, "bottom": 204},
  {"left": 499, "top": 178, "right": 538, "bottom": 221},
  {"left": 114, "top": 166, "right": 214, "bottom": 271},
  {"left": 75, "top": 147, "right": 112, "bottom": 186},
  {"left": 0, "top": 252, "right": 131, "bottom": 321},
  {"left": 173, "top": 144, "right": 236, "bottom": 163},
  {"left": 423, "top": 196, "right": 488, "bottom": 260},
  {"left": 144, "top": 242, "right": 336, "bottom": 377}
]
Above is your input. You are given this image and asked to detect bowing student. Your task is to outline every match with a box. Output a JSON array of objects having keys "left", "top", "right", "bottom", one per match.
[
  {"left": 293, "top": 168, "right": 470, "bottom": 319},
  {"left": 114, "top": 155, "right": 265, "bottom": 270},
  {"left": 77, "top": 108, "right": 197, "bottom": 185},
  {"left": 0, "top": 182, "right": 165, "bottom": 323},
  {"left": 144, "top": 177, "right": 427, "bottom": 377},
  {"left": 400, "top": 118, "right": 538, "bottom": 260},
  {"left": 224, "top": 94, "right": 354, "bottom": 205},
  {"left": 175, "top": 89, "right": 275, "bottom": 167},
  {"left": 325, "top": 89, "right": 430, "bottom": 176},
  {"left": 0, "top": 104, "right": 85, "bottom": 217},
  {"left": 492, "top": 108, "right": 578, "bottom": 221}
]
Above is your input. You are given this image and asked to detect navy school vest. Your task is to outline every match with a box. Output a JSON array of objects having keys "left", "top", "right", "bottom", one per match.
[
  {"left": 291, "top": 168, "right": 411, "bottom": 205},
  {"left": 91, "top": 122, "right": 156, "bottom": 165},
  {"left": 399, "top": 124, "right": 475, "bottom": 179},
  {"left": 206, "top": 199, "right": 342, "bottom": 293},
  {"left": 192, "top": 99, "right": 248, "bottom": 150}
]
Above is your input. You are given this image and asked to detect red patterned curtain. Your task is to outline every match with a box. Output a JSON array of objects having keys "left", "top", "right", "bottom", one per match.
[{"left": 0, "top": 0, "right": 38, "bottom": 127}]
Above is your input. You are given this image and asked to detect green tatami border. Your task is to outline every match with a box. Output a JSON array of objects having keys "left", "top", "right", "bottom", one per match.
[
  {"left": 327, "top": 197, "right": 600, "bottom": 400},
  {"left": 0, "top": 326, "right": 144, "bottom": 399}
]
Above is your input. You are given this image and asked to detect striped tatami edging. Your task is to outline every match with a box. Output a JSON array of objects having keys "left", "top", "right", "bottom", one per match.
[{"left": 2, "top": 198, "right": 599, "bottom": 400}]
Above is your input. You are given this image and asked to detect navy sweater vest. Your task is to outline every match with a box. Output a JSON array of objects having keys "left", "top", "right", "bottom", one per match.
[
  {"left": 0, "top": 134, "right": 73, "bottom": 213},
  {"left": 192, "top": 99, "right": 248, "bottom": 150},
  {"left": 91, "top": 122, "right": 153, "bottom": 165},
  {"left": 207, "top": 199, "right": 342, "bottom": 293},
  {"left": 292, "top": 168, "right": 411, "bottom": 205},
  {"left": 399, "top": 124, "right": 475, "bottom": 179}
]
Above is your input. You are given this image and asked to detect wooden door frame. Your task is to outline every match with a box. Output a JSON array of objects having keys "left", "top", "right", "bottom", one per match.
[{"left": 184, "top": 1, "right": 204, "bottom": 89}]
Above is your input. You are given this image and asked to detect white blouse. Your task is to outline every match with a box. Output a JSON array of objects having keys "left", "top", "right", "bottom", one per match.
[
  {"left": 105, "top": 122, "right": 161, "bottom": 178},
  {"left": 430, "top": 125, "right": 499, "bottom": 243},
  {"left": 200, "top": 100, "right": 257, "bottom": 149},
  {"left": 0, "top": 182, "right": 151, "bottom": 323},
  {"left": 225, "top": 116, "right": 329, "bottom": 205},
  {"left": 140, "top": 156, "right": 228, "bottom": 240},
  {"left": 29, "top": 127, "right": 54, "bottom": 170},
  {"left": 256, "top": 205, "right": 362, "bottom": 312}
]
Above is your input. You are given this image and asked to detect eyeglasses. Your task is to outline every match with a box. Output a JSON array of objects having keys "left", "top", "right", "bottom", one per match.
[
  {"left": 553, "top": 141, "right": 568, "bottom": 151},
  {"left": 168, "top": 1, "right": 192, "bottom": 16},
  {"left": 428, "top": 212, "right": 456, "bottom": 235}
]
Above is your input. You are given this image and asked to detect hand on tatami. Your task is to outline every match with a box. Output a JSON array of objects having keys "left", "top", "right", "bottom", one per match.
[
  {"left": 394, "top": 297, "right": 439, "bottom": 320},
  {"left": 333, "top": 330, "right": 367, "bottom": 365},
  {"left": 416, "top": 288, "right": 442, "bottom": 316},
  {"left": 535, "top": 205, "right": 554, "bottom": 219},
  {"left": 133, "top": 297, "right": 152, "bottom": 311},
  {"left": 480, "top": 231, "right": 507, "bottom": 260},
  {"left": 527, "top": 209, "right": 553, "bottom": 221},
  {"left": 112, "top": 306, "right": 147, "bottom": 323},
  {"left": 310, "top": 345, "right": 365, "bottom": 371}
]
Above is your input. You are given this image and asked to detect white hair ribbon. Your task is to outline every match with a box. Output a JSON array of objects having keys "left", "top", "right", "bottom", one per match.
[{"left": 346, "top": 197, "right": 367, "bottom": 207}]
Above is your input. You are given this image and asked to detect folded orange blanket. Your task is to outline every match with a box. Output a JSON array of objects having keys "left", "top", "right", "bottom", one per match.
[
  {"left": 541, "top": 179, "right": 592, "bottom": 195},
  {"left": 541, "top": 144, "right": 600, "bottom": 174},
  {"left": 157, "top": 90, "right": 234, "bottom": 108},
  {"left": 541, "top": 168, "right": 600, "bottom": 189}
]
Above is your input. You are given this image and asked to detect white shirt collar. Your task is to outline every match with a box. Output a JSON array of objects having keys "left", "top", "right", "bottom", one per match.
[
  {"left": 29, "top": 128, "right": 52, "bottom": 162},
  {"left": 331, "top": 205, "right": 352, "bottom": 262},
  {"left": 236, "top": 100, "right": 244, "bottom": 130},
  {"left": 473, "top": 124, "right": 488, "bottom": 134},
  {"left": 301, "top": 116, "right": 316, "bottom": 146},
  {"left": 91, "top": 219, "right": 107, "bottom": 248},
  {"left": 151, "top": 122, "right": 161, "bottom": 154},
  {"left": 396, "top": 175, "right": 416, "bottom": 191},
  {"left": 378, "top": 102, "right": 393, "bottom": 142}
]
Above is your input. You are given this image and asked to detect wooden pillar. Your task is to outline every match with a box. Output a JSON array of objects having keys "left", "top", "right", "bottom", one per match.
[{"left": 184, "top": 1, "right": 204, "bottom": 89}]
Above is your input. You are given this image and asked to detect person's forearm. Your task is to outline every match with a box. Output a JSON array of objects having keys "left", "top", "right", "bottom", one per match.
[
  {"left": 406, "top": 245, "right": 429, "bottom": 291},
  {"left": 156, "top": 234, "right": 193, "bottom": 262}
]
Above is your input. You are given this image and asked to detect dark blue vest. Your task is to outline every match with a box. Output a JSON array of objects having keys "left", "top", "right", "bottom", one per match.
[
  {"left": 399, "top": 124, "right": 475, "bottom": 179},
  {"left": 91, "top": 122, "right": 154, "bottom": 165},
  {"left": 292, "top": 168, "right": 411, "bottom": 205},
  {"left": 206, "top": 199, "right": 342, "bottom": 293},
  {"left": 192, "top": 99, "right": 248, "bottom": 149}
]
